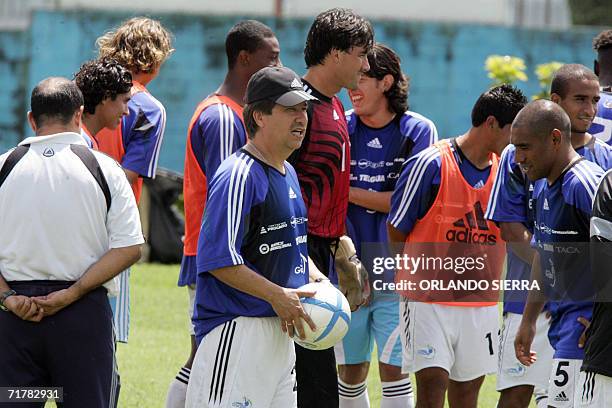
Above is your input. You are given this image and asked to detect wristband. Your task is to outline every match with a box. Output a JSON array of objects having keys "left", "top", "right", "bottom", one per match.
[{"left": 0, "top": 289, "right": 16, "bottom": 312}]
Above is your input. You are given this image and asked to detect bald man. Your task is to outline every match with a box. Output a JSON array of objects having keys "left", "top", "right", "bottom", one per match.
[
  {"left": 514, "top": 100, "right": 605, "bottom": 408},
  {"left": 0, "top": 77, "right": 143, "bottom": 407}
]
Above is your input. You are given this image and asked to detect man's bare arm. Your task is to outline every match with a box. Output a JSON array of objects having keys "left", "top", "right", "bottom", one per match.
[
  {"left": 349, "top": 187, "right": 392, "bottom": 213},
  {"left": 499, "top": 222, "right": 535, "bottom": 265}
]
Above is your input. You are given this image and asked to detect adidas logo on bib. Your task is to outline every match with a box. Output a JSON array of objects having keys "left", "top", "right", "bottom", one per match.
[
  {"left": 367, "top": 138, "right": 383, "bottom": 149},
  {"left": 445, "top": 202, "right": 497, "bottom": 245},
  {"left": 554, "top": 391, "right": 569, "bottom": 402}
]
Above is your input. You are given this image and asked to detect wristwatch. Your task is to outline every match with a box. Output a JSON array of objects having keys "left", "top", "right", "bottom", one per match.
[{"left": 0, "top": 289, "right": 16, "bottom": 311}]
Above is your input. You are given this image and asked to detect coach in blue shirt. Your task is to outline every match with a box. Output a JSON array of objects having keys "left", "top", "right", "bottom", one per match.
[{"left": 186, "top": 66, "right": 330, "bottom": 408}]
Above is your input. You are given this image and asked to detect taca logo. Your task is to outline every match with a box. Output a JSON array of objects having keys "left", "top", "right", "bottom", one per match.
[{"left": 445, "top": 202, "right": 497, "bottom": 245}]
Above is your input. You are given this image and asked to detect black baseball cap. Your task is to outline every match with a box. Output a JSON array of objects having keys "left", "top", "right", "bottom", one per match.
[{"left": 245, "top": 66, "right": 318, "bottom": 106}]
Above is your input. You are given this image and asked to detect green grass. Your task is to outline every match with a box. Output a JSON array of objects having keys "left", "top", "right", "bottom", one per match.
[{"left": 52, "top": 263, "right": 536, "bottom": 407}]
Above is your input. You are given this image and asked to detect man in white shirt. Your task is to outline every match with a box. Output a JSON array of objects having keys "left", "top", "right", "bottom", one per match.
[{"left": 0, "top": 77, "right": 143, "bottom": 408}]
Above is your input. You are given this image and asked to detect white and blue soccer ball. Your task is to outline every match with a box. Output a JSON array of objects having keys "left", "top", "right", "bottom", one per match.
[{"left": 293, "top": 282, "right": 351, "bottom": 350}]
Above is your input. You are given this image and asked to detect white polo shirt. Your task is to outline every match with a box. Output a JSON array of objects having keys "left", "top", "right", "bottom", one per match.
[{"left": 0, "top": 132, "right": 144, "bottom": 289}]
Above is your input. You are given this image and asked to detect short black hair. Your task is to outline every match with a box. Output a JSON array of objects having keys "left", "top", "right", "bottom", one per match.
[
  {"left": 243, "top": 99, "right": 276, "bottom": 139},
  {"left": 74, "top": 58, "right": 132, "bottom": 115},
  {"left": 226, "top": 20, "right": 275, "bottom": 69},
  {"left": 31, "top": 77, "right": 84, "bottom": 127},
  {"left": 593, "top": 30, "right": 612, "bottom": 52},
  {"left": 471, "top": 84, "right": 527, "bottom": 128},
  {"left": 550, "top": 64, "right": 599, "bottom": 98},
  {"left": 365, "top": 43, "right": 409, "bottom": 115},
  {"left": 304, "top": 8, "right": 374, "bottom": 68}
]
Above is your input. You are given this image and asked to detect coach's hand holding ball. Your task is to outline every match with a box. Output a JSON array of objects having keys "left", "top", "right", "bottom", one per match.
[
  {"left": 292, "top": 281, "right": 351, "bottom": 350},
  {"left": 268, "top": 285, "right": 317, "bottom": 340}
]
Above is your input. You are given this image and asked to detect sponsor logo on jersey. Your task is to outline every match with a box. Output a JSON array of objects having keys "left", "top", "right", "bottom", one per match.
[
  {"left": 296, "top": 235, "right": 307, "bottom": 245},
  {"left": 543, "top": 198, "right": 549, "bottom": 211},
  {"left": 259, "top": 241, "right": 292, "bottom": 254},
  {"left": 554, "top": 391, "right": 569, "bottom": 402},
  {"left": 417, "top": 345, "right": 435, "bottom": 359},
  {"left": 290, "top": 216, "right": 307, "bottom": 228},
  {"left": 367, "top": 137, "right": 383, "bottom": 149},
  {"left": 357, "top": 159, "right": 385, "bottom": 169},
  {"left": 388, "top": 172, "right": 399, "bottom": 179},
  {"left": 359, "top": 174, "right": 385, "bottom": 183},
  {"left": 536, "top": 223, "right": 578, "bottom": 236},
  {"left": 289, "top": 187, "right": 297, "bottom": 199},
  {"left": 473, "top": 180, "right": 485, "bottom": 189},
  {"left": 262, "top": 222, "right": 288, "bottom": 233},
  {"left": 445, "top": 202, "right": 497, "bottom": 245},
  {"left": 294, "top": 253, "right": 307, "bottom": 274}
]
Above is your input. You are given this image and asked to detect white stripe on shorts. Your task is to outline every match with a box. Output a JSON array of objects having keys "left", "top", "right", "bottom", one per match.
[{"left": 113, "top": 268, "right": 130, "bottom": 343}]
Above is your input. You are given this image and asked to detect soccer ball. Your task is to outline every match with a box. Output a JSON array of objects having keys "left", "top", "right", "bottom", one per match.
[{"left": 293, "top": 282, "right": 351, "bottom": 350}]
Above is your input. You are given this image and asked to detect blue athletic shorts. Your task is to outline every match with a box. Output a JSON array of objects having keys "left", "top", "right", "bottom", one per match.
[{"left": 335, "top": 292, "right": 402, "bottom": 366}]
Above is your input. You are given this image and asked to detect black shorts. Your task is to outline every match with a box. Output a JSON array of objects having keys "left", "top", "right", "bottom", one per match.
[
  {"left": 0, "top": 281, "right": 118, "bottom": 408},
  {"left": 296, "top": 234, "right": 340, "bottom": 407}
]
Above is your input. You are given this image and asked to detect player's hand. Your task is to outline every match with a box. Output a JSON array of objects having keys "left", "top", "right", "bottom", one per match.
[
  {"left": 514, "top": 320, "right": 537, "bottom": 366},
  {"left": 269, "top": 287, "right": 317, "bottom": 340},
  {"left": 577, "top": 316, "right": 591, "bottom": 348},
  {"left": 4, "top": 295, "right": 44, "bottom": 322},
  {"left": 32, "top": 288, "right": 79, "bottom": 317}
]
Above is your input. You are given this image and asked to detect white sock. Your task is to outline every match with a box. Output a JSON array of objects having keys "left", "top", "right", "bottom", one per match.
[
  {"left": 381, "top": 378, "right": 414, "bottom": 408},
  {"left": 165, "top": 367, "right": 190, "bottom": 408},
  {"left": 338, "top": 378, "right": 370, "bottom": 408}
]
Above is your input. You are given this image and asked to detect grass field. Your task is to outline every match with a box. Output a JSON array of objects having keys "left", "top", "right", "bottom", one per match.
[{"left": 54, "top": 263, "right": 537, "bottom": 407}]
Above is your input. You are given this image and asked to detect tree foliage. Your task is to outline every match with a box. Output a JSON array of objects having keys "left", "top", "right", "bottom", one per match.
[{"left": 569, "top": 0, "right": 612, "bottom": 26}]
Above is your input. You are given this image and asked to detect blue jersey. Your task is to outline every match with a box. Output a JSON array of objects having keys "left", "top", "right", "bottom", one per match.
[
  {"left": 388, "top": 139, "right": 493, "bottom": 234},
  {"left": 532, "top": 159, "right": 604, "bottom": 359},
  {"left": 346, "top": 110, "right": 437, "bottom": 286},
  {"left": 576, "top": 135, "right": 612, "bottom": 170},
  {"left": 193, "top": 149, "right": 309, "bottom": 342},
  {"left": 179, "top": 98, "right": 247, "bottom": 287},
  {"left": 486, "top": 140, "right": 612, "bottom": 314},
  {"left": 589, "top": 90, "right": 612, "bottom": 145}
]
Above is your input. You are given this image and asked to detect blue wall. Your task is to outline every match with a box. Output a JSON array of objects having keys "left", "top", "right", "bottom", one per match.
[{"left": 0, "top": 10, "right": 602, "bottom": 171}]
